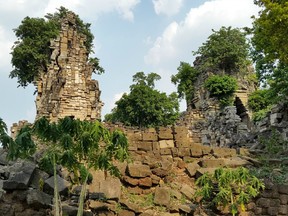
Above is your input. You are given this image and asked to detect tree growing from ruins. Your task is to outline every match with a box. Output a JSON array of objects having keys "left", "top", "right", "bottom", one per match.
[
  {"left": 171, "top": 62, "right": 200, "bottom": 110},
  {"left": 105, "top": 72, "right": 179, "bottom": 128},
  {"left": 250, "top": 0, "right": 288, "bottom": 103},
  {"left": 10, "top": 7, "right": 104, "bottom": 87},
  {"left": 193, "top": 26, "right": 251, "bottom": 74}
]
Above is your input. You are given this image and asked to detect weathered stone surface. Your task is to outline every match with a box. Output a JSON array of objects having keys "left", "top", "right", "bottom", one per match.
[
  {"left": 154, "top": 187, "right": 170, "bottom": 206},
  {"left": 139, "top": 177, "right": 152, "bottom": 187},
  {"left": 278, "top": 184, "right": 288, "bottom": 194},
  {"left": 158, "top": 127, "right": 173, "bottom": 140},
  {"left": 43, "top": 175, "right": 69, "bottom": 195},
  {"left": 35, "top": 12, "right": 103, "bottom": 121},
  {"left": 120, "top": 199, "right": 143, "bottom": 213},
  {"left": 99, "top": 177, "right": 121, "bottom": 200},
  {"left": 180, "top": 184, "right": 195, "bottom": 200},
  {"left": 138, "top": 142, "right": 153, "bottom": 151},
  {"left": 186, "top": 161, "right": 200, "bottom": 177},
  {"left": 127, "top": 164, "right": 152, "bottom": 178},
  {"left": 118, "top": 209, "right": 135, "bottom": 216},
  {"left": 123, "top": 176, "right": 139, "bottom": 186},
  {"left": 159, "top": 140, "right": 174, "bottom": 149},
  {"left": 26, "top": 189, "right": 52, "bottom": 209},
  {"left": 195, "top": 168, "right": 217, "bottom": 178},
  {"left": 3, "top": 161, "right": 36, "bottom": 190},
  {"left": 200, "top": 159, "right": 225, "bottom": 168}
]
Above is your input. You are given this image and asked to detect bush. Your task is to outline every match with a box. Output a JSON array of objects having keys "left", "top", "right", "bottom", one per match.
[
  {"left": 248, "top": 89, "right": 271, "bottom": 112},
  {"left": 195, "top": 167, "right": 265, "bottom": 216},
  {"left": 204, "top": 75, "right": 237, "bottom": 107}
]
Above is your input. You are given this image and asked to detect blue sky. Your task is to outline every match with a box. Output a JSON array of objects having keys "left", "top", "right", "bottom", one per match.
[{"left": 0, "top": 0, "right": 259, "bottom": 129}]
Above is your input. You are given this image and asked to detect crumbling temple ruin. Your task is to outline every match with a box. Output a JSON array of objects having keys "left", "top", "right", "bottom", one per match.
[{"left": 35, "top": 12, "right": 103, "bottom": 122}]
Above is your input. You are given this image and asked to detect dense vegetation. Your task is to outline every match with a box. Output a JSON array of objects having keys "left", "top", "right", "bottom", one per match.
[
  {"left": 171, "top": 62, "right": 200, "bottom": 110},
  {"left": 250, "top": 0, "right": 288, "bottom": 104},
  {"left": 193, "top": 26, "right": 251, "bottom": 74},
  {"left": 105, "top": 72, "right": 179, "bottom": 128},
  {"left": 195, "top": 167, "right": 265, "bottom": 216},
  {"left": 204, "top": 75, "right": 238, "bottom": 107},
  {"left": 10, "top": 6, "right": 104, "bottom": 87},
  {"left": 172, "top": 27, "right": 251, "bottom": 109}
]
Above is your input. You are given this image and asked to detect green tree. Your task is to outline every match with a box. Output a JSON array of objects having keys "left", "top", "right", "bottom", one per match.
[
  {"left": 251, "top": 0, "right": 288, "bottom": 102},
  {"left": 193, "top": 26, "right": 251, "bottom": 73},
  {"left": 171, "top": 62, "right": 200, "bottom": 110},
  {"left": 7, "top": 117, "right": 129, "bottom": 216},
  {"left": 10, "top": 7, "right": 104, "bottom": 87},
  {"left": 105, "top": 72, "right": 179, "bottom": 128}
]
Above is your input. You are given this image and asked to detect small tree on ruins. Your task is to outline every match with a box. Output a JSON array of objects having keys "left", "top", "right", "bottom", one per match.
[{"left": 10, "top": 7, "right": 104, "bottom": 87}]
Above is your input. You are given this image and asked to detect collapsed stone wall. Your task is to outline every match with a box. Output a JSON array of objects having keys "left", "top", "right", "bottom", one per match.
[{"left": 36, "top": 12, "right": 103, "bottom": 122}]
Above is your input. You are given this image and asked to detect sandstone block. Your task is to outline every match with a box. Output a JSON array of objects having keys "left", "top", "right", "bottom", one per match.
[
  {"left": 128, "top": 164, "right": 152, "bottom": 178},
  {"left": 158, "top": 127, "right": 173, "bottom": 140},
  {"left": 278, "top": 184, "right": 288, "bottom": 194},
  {"left": 159, "top": 140, "right": 174, "bottom": 148},
  {"left": 138, "top": 141, "right": 153, "bottom": 151},
  {"left": 256, "top": 198, "right": 270, "bottom": 208},
  {"left": 139, "top": 177, "right": 152, "bottom": 187},
  {"left": 278, "top": 205, "right": 288, "bottom": 215},
  {"left": 279, "top": 194, "right": 288, "bottom": 204},
  {"left": 142, "top": 132, "right": 158, "bottom": 141},
  {"left": 186, "top": 161, "right": 200, "bottom": 177},
  {"left": 180, "top": 184, "right": 195, "bottom": 200},
  {"left": 154, "top": 187, "right": 170, "bottom": 206},
  {"left": 267, "top": 207, "right": 279, "bottom": 215},
  {"left": 190, "top": 144, "right": 203, "bottom": 157},
  {"left": 123, "top": 176, "right": 139, "bottom": 186},
  {"left": 178, "top": 148, "right": 191, "bottom": 157},
  {"left": 160, "top": 148, "right": 172, "bottom": 155},
  {"left": 43, "top": 175, "right": 70, "bottom": 196},
  {"left": 200, "top": 159, "right": 225, "bottom": 168},
  {"left": 211, "top": 147, "right": 237, "bottom": 158}
]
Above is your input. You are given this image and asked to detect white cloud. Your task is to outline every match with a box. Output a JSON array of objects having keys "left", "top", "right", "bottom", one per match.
[
  {"left": 106, "top": 92, "right": 126, "bottom": 112},
  {"left": 145, "top": 0, "right": 259, "bottom": 66},
  {"left": 152, "top": 0, "right": 184, "bottom": 16},
  {"left": 44, "top": 0, "right": 140, "bottom": 22}
]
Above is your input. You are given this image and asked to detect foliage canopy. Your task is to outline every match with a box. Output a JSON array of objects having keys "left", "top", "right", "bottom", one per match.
[
  {"left": 193, "top": 26, "right": 250, "bottom": 73},
  {"left": 251, "top": 0, "right": 288, "bottom": 102},
  {"left": 105, "top": 72, "right": 179, "bottom": 128},
  {"left": 171, "top": 62, "right": 200, "bottom": 109},
  {"left": 10, "top": 7, "right": 104, "bottom": 87}
]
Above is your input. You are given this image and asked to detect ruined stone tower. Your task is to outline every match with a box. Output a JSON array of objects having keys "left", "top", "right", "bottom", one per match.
[{"left": 36, "top": 12, "right": 103, "bottom": 121}]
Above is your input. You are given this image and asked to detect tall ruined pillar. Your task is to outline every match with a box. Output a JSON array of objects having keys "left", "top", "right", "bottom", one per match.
[{"left": 36, "top": 12, "right": 103, "bottom": 121}]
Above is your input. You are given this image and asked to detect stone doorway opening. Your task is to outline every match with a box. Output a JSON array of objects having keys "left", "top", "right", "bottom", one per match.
[{"left": 234, "top": 96, "right": 251, "bottom": 128}]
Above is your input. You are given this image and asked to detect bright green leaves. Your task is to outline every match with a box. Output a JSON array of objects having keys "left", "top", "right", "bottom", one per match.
[
  {"left": 204, "top": 75, "right": 237, "bottom": 107},
  {"left": 10, "top": 16, "right": 59, "bottom": 87},
  {"left": 10, "top": 7, "right": 102, "bottom": 87},
  {"left": 193, "top": 26, "right": 250, "bottom": 74},
  {"left": 251, "top": 0, "right": 288, "bottom": 103},
  {"left": 105, "top": 72, "right": 179, "bottom": 128},
  {"left": 171, "top": 62, "right": 200, "bottom": 109},
  {"left": 195, "top": 167, "right": 265, "bottom": 216}
]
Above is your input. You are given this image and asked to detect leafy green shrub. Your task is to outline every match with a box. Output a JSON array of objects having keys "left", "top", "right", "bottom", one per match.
[
  {"left": 248, "top": 89, "right": 271, "bottom": 112},
  {"left": 194, "top": 167, "right": 265, "bottom": 216},
  {"left": 204, "top": 75, "right": 237, "bottom": 107},
  {"left": 252, "top": 105, "right": 272, "bottom": 122}
]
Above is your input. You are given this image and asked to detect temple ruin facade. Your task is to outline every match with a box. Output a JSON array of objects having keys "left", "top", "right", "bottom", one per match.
[{"left": 35, "top": 12, "right": 103, "bottom": 122}]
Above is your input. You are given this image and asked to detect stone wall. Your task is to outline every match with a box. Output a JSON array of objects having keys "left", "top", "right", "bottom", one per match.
[
  {"left": 35, "top": 12, "right": 103, "bottom": 122},
  {"left": 247, "top": 183, "right": 288, "bottom": 215}
]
